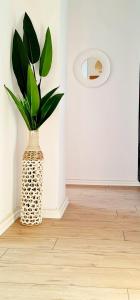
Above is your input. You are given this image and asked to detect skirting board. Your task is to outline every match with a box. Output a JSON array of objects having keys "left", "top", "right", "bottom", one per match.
[
  {"left": 42, "top": 197, "right": 69, "bottom": 218},
  {"left": 66, "top": 179, "right": 140, "bottom": 186},
  {"left": 0, "top": 209, "right": 20, "bottom": 236},
  {"left": 0, "top": 197, "right": 69, "bottom": 236}
]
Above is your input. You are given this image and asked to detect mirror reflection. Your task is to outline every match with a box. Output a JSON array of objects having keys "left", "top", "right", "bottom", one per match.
[{"left": 81, "top": 57, "right": 103, "bottom": 80}]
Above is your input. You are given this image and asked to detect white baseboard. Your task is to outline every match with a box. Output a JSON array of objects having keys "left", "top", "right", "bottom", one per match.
[
  {"left": 0, "top": 197, "right": 69, "bottom": 235},
  {"left": 42, "top": 197, "right": 69, "bottom": 218},
  {"left": 0, "top": 209, "right": 20, "bottom": 236},
  {"left": 66, "top": 179, "right": 140, "bottom": 187}
]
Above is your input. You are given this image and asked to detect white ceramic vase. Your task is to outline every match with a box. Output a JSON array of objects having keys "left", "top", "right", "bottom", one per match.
[{"left": 20, "top": 130, "right": 43, "bottom": 225}]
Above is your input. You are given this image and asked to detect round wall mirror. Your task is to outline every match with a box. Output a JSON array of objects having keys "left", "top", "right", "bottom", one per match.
[{"left": 74, "top": 49, "right": 111, "bottom": 88}]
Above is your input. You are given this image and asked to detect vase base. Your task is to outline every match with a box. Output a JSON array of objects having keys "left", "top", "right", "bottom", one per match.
[{"left": 20, "top": 218, "right": 42, "bottom": 226}]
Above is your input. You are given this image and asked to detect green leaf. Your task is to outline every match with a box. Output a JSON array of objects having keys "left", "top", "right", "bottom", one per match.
[
  {"left": 12, "top": 30, "right": 29, "bottom": 97},
  {"left": 23, "top": 12, "right": 40, "bottom": 64},
  {"left": 39, "top": 28, "right": 52, "bottom": 77},
  {"left": 38, "top": 93, "right": 64, "bottom": 128},
  {"left": 4, "top": 86, "right": 31, "bottom": 130},
  {"left": 27, "top": 65, "right": 40, "bottom": 116},
  {"left": 41, "top": 86, "right": 59, "bottom": 107}
]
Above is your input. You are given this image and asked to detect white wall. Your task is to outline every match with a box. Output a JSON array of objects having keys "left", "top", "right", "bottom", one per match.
[
  {"left": 0, "top": 1, "right": 18, "bottom": 234},
  {"left": 0, "top": 0, "right": 67, "bottom": 234},
  {"left": 66, "top": 0, "right": 140, "bottom": 185}
]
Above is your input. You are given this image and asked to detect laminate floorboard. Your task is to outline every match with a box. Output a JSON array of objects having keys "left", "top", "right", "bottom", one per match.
[
  {"left": 2, "top": 248, "right": 140, "bottom": 269},
  {"left": 0, "top": 185, "right": 140, "bottom": 299},
  {"left": 0, "top": 283, "right": 128, "bottom": 300}
]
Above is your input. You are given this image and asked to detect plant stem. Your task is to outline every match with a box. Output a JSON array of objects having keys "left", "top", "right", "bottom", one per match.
[
  {"left": 39, "top": 77, "right": 42, "bottom": 87},
  {"left": 32, "top": 64, "right": 36, "bottom": 81},
  {"left": 38, "top": 77, "right": 42, "bottom": 98}
]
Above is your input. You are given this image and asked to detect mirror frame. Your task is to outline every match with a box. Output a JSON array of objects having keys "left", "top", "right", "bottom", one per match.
[{"left": 73, "top": 49, "right": 111, "bottom": 88}]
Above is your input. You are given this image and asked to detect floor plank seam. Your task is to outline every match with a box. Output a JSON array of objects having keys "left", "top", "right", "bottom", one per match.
[
  {"left": 0, "top": 281, "right": 130, "bottom": 290},
  {"left": 51, "top": 239, "right": 58, "bottom": 250},
  {"left": 127, "top": 289, "right": 130, "bottom": 300},
  {"left": 1, "top": 261, "right": 140, "bottom": 271},
  {"left": 0, "top": 248, "right": 9, "bottom": 259},
  {"left": 134, "top": 205, "right": 138, "bottom": 212},
  {"left": 0, "top": 246, "right": 55, "bottom": 250},
  {"left": 122, "top": 231, "right": 126, "bottom": 241},
  {"left": 1, "top": 236, "right": 128, "bottom": 242},
  {"left": 51, "top": 249, "right": 140, "bottom": 255}
]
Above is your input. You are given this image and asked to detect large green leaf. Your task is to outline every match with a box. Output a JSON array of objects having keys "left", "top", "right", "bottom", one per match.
[
  {"left": 39, "top": 28, "right": 52, "bottom": 77},
  {"left": 41, "top": 86, "right": 59, "bottom": 108},
  {"left": 23, "top": 12, "right": 40, "bottom": 64},
  {"left": 27, "top": 65, "right": 40, "bottom": 116},
  {"left": 4, "top": 86, "right": 31, "bottom": 130},
  {"left": 12, "top": 30, "right": 29, "bottom": 97},
  {"left": 37, "top": 93, "right": 64, "bottom": 128}
]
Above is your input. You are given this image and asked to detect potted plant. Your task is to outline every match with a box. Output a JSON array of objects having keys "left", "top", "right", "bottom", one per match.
[{"left": 5, "top": 13, "right": 64, "bottom": 225}]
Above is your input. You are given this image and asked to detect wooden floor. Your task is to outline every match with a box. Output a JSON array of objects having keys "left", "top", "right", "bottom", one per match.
[{"left": 0, "top": 186, "right": 140, "bottom": 299}]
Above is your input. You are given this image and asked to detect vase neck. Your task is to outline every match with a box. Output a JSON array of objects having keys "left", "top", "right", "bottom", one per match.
[{"left": 26, "top": 130, "right": 40, "bottom": 151}]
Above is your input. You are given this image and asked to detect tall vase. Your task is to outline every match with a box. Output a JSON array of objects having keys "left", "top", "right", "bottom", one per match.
[{"left": 20, "top": 130, "right": 44, "bottom": 225}]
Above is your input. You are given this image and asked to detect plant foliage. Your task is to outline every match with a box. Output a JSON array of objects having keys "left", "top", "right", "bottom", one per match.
[
  {"left": 23, "top": 12, "right": 40, "bottom": 64},
  {"left": 39, "top": 28, "right": 52, "bottom": 77},
  {"left": 12, "top": 30, "right": 29, "bottom": 97},
  {"left": 5, "top": 12, "right": 63, "bottom": 130}
]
